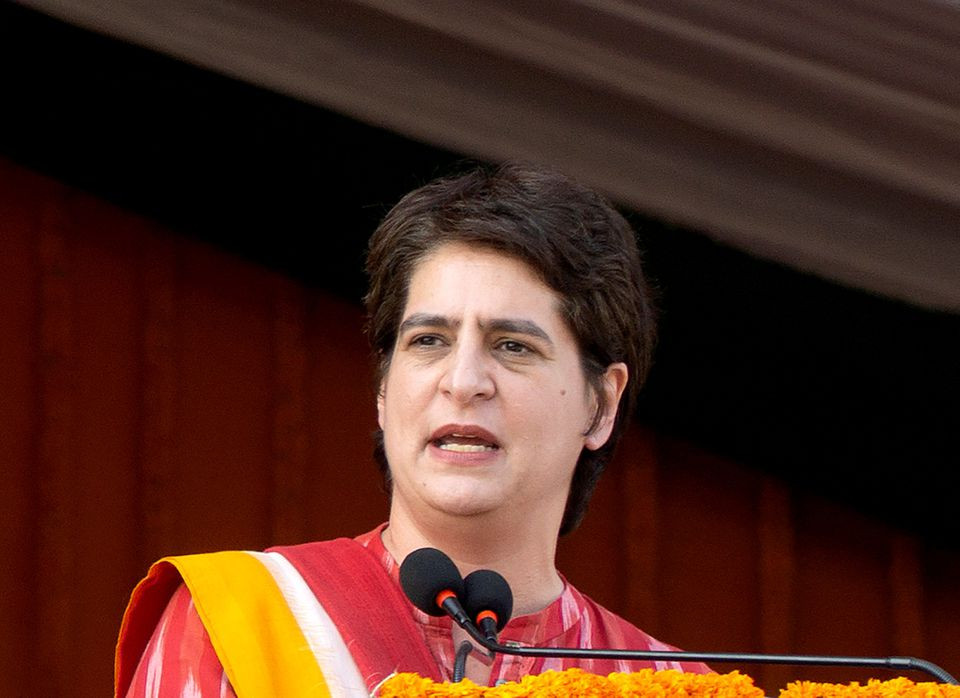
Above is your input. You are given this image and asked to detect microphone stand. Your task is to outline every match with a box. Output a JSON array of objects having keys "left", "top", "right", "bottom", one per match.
[
  {"left": 451, "top": 617, "right": 958, "bottom": 685},
  {"left": 453, "top": 641, "right": 472, "bottom": 683}
]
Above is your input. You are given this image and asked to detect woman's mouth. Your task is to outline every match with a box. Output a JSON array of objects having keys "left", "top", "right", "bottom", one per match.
[
  {"left": 434, "top": 434, "right": 499, "bottom": 453},
  {"left": 429, "top": 426, "right": 500, "bottom": 454}
]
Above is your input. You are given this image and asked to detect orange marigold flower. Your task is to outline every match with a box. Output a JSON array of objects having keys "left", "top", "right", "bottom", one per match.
[
  {"left": 780, "top": 678, "right": 960, "bottom": 698},
  {"left": 377, "top": 668, "right": 766, "bottom": 698},
  {"left": 378, "top": 670, "right": 958, "bottom": 698}
]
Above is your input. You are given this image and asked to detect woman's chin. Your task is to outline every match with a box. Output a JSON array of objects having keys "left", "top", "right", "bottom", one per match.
[{"left": 421, "top": 483, "right": 506, "bottom": 519}]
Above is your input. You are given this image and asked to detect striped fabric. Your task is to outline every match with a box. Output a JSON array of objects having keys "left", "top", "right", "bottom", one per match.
[
  {"left": 120, "top": 550, "right": 367, "bottom": 698},
  {"left": 120, "top": 525, "right": 707, "bottom": 697},
  {"left": 353, "top": 527, "right": 707, "bottom": 681}
]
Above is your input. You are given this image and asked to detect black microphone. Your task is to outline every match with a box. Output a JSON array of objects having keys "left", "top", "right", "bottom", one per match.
[
  {"left": 402, "top": 553, "right": 958, "bottom": 685},
  {"left": 399, "top": 547, "right": 472, "bottom": 628},
  {"left": 463, "top": 569, "right": 513, "bottom": 641}
]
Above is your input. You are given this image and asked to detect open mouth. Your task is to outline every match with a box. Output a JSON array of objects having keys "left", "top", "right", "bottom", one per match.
[{"left": 430, "top": 427, "right": 500, "bottom": 454}]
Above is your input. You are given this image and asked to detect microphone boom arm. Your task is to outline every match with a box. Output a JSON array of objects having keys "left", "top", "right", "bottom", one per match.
[{"left": 450, "top": 616, "right": 958, "bottom": 684}]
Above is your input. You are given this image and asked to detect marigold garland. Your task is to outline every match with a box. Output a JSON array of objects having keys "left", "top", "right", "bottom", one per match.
[
  {"left": 377, "top": 670, "right": 960, "bottom": 698},
  {"left": 378, "top": 668, "right": 764, "bottom": 698},
  {"left": 779, "top": 678, "right": 960, "bottom": 698}
]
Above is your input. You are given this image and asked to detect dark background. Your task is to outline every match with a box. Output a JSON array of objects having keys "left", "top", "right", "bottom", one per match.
[{"left": 2, "top": 0, "right": 957, "bottom": 547}]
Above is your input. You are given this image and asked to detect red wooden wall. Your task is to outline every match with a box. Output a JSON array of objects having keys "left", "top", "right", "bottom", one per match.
[{"left": 1, "top": 157, "right": 957, "bottom": 696}]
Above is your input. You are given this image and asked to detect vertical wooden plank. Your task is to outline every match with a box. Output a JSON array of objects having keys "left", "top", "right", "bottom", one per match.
[
  {"left": 656, "top": 437, "right": 760, "bottom": 653},
  {"left": 139, "top": 229, "right": 180, "bottom": 566},
  {"left": 302, "top": 293, "right": 385, "bottom": 541},
  {"left": 174, "top": 244, "right": 274, "bottom": 552},
  {"left": 36, "top": 192, "right": 78, "bottom": 696},
  {"left": 923, "top": 546, "right": 960, "bottom": 680},
  {"left": 888, "top": 533, "right": 925, "bottom": 658},
  {"left": 270, "top": 276, "right": 310, "bottom": 544},
  {"left": 793, "top": 497, "right": 891, "bottom": 684},
  {"left": 69, "top": 198, "right": 145, "bottom": 696},
  {"left": 0, "top": 160, "right": 42, "bottom": 697},
  {"left": 622, "top": 425, "right": 662, "bottom": 634},
  {"left": 757, "top": 476, "right": 796, "bottom": 690}
]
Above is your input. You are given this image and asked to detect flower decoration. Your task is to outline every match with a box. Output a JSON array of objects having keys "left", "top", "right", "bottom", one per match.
[
  {"left": 377, "top": 670, "right": 960, "bottom": 698},
  {"left": 378, "top": 668, "right": 764, "bottom": 698},
  {"left": 780, "top": 677, "right": 960, "bottom": 698}
]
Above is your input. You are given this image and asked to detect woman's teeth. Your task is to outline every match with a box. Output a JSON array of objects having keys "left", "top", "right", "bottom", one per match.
[{"left": 438, "top": 442, "right": 496, "bottom": 452}]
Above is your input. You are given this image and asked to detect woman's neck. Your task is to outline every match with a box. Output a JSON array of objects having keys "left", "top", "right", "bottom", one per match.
[{"left": 383, "top": 505, "right": 565, "bottom": 616}]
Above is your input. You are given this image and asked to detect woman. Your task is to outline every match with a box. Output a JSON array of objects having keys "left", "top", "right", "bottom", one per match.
[{"left": 116, "top": 163, "right": 707, "bottom": 697}]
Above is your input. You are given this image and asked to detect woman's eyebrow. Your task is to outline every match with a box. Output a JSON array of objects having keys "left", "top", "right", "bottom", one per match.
[
  {"left": 398, "top": 312, "right": 454, "bottom": 334},
  {"left": 483, "top": 318, "right": 553, "bottom": 347}
]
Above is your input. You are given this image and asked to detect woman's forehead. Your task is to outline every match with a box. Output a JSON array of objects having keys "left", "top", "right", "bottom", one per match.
[{"left": 403, "top": 244, "right": 560, "bottom": 317}]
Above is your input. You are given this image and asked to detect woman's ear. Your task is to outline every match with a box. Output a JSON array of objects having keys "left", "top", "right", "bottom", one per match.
[
  {"left": 584, "top": 362, "right": 628, "bottom": 451},
  {"left": 376, "top": 381, "right": 386, "bottom": 430}
]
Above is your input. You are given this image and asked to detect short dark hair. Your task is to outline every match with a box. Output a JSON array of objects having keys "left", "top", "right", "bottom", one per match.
[{"left": 364, "top": 162, "right": 656, "bottom": 534}]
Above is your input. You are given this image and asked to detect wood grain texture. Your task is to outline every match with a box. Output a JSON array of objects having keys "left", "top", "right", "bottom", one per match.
[
  {"left": 0, "top": 160, "right": 43, "bottom": 697},
  {"left": 623, "top": 426, "right": 662, "bottom": 635},
  {"left": 0, "top": 157, "right": 956, "bottom": 694},
  {"left": 139, "top": 229, "right": 179, "bottom": 566},
  {"left": 758, "top": 477, "right": 796, "bottom": 689},
  {"left": 269, "top": 276, "right": 311, "bottom": 545},
  {"left": 889, "top": 534, "right": 925, "bottom": 658},
  {"left": 36, "top": 186, "right": 79, "bottom": 695}
]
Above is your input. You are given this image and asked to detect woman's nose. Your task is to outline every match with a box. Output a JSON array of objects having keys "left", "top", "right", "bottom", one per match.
[{"left": 438, "top": 342, "right": 496, "bottom": 403}]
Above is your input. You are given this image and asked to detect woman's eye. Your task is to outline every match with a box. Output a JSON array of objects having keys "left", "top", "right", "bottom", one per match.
[
  {"left": 411, "top": 334, "right": 442, "bottom": 348},
  {"left": 498, "top": 340, "right": 530, "bottom": 354}
]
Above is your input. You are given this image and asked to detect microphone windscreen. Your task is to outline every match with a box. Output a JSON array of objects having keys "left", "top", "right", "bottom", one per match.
[
  {"left": 399, "top": 547, "right": 465, "bottom": 616},
  {"left": 463, "top": 569, "right": 513, "bottom": 630}
]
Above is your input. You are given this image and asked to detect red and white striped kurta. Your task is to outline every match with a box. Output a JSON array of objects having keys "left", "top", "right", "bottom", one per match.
[{"left": 122, "top": 525, "right": 707, "bottom": 697}]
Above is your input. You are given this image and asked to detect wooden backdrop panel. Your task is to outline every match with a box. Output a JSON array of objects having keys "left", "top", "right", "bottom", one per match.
[
  {"left": 1, "top": 157, "right": 957, "bottom": 696},
  {"left": 0, "top": 160, "right": 43, "bottom": 693},
  {"left": 925, "top": 548, "right": 960, "bottom": 677},
  {"left": 65, "top": 197, "right": 145, "bottom": 693}
]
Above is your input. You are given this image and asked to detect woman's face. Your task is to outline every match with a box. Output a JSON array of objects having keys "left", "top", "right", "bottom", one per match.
[{"left": 377, "top": 243, "right": 626, "bottom": 529}]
